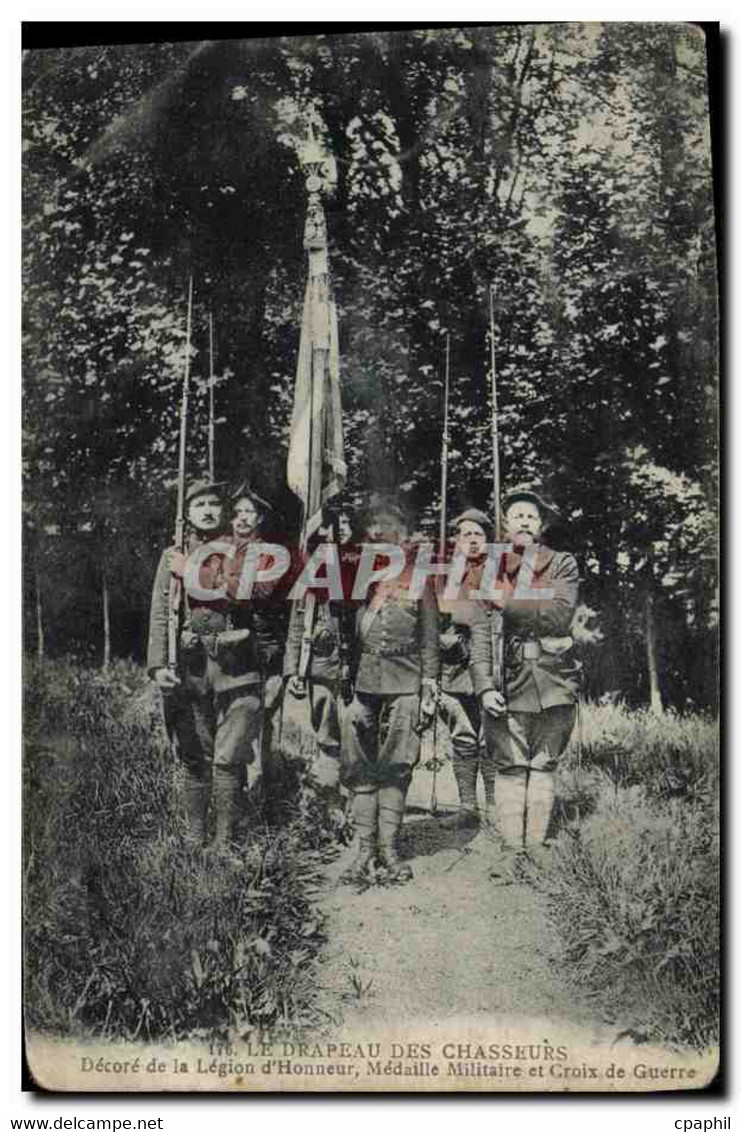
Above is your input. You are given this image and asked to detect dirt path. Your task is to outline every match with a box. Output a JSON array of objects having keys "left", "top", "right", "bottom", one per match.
[{"left": 314, "top": 760, "right": 610, "bottom": 1042}]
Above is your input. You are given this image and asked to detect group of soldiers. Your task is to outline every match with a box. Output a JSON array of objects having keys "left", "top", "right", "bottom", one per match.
[{"left": 148, "top": 479, "right": 581, "bottom": 884}]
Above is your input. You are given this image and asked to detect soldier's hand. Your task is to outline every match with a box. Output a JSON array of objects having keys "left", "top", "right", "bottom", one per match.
[
  {"left": 481, "top": 689, "right": 507, "bottom": 717},
  {"left": 153, "top": 667, "right": 180, "bottom": 694},
  {"left": 167, "top": 550, "right": 188, "bottom": 578},
  {"left": 287, "top": 675, "right": 307, "bottom": 699}
]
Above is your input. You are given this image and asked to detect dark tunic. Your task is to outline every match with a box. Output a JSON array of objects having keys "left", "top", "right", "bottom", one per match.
[
  {"left": 341, "top": 554, "right": 440, "bottom": 790},
  {"left": 353, "top": 567, "right": 439, "bottom": 695},
  {"left": 496, "top": 545, "right": 580, "bottom": 713},
  {"left": 147, "top": 532, "right": 285, "bottom": 774}
]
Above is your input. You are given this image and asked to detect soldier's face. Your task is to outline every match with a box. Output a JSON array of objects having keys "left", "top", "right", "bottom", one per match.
[
  {"left": 338, "top": 513, "right": 353, "bottom": 545},
  {"left": 504, "top": 501, "right": 543, "bottom": 545},
  {"left": 187, "top": 493, "right": 223, "bottom": 533},
  {"left": 232, "top": 497, "right": 260, "bottom": 538},
  {"left": 366, "top": 511, "right": 407, "bottom": 545},
  {"left": 456, "top": 521, "right": 487, "bottom": 559}
]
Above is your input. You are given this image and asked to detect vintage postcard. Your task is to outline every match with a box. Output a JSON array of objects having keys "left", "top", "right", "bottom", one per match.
[{"left": 22, "top": 24, "right": 719, "bottom": 1093}]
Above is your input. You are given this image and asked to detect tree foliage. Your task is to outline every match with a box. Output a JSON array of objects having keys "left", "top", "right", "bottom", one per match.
[{"left": 22, "top": 25, "right": 718, "bottom": 707}]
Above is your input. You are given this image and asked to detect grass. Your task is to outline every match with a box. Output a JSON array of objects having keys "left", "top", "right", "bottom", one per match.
[
  {"left": 23, "top": 658, "right": 331, "bottom": 1046},
  {"left": 24, "top": 662, "right": 720, "bottom": 1054},
  {"left": 535, "top": 700, "right": 720, "bottom": 1052}
]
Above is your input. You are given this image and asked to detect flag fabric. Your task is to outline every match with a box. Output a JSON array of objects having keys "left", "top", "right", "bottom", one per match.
[{"left": 286, "top": 194, "right": 346, "bottom": 546}]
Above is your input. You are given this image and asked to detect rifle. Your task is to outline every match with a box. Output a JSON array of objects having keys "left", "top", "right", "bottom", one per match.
[
  {"left": 167, "top": 275, "right": 194, "bottom": 673},
  {"left": 207, "top": 311, "right": 216, "bottom": 482},
  {"left": 334, "top": 515, "right": 355, "bottom": 706},
  {"left": 297, "top": 591, "right": 317, "bottom": 683},
  {"left": 338, "top": 608, "right": 355, "bottom": 705},
  {"left": 423, "top": 334, "right": 452, "bottom": 814},
  {"left": 489, "top": 284, "right": 505, "bottom": 694}
]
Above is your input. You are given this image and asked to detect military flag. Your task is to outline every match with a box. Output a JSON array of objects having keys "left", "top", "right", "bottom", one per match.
[{"left": 286, "top": 134, "right": 346, "bottom": 547}]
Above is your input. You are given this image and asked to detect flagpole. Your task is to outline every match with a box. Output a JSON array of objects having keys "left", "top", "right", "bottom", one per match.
[{"left": 289, "top": 120, "right": 347, "bottom": 681}]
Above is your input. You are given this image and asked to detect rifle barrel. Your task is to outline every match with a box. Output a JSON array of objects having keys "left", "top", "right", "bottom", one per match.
[
  {"left": 168, "top": 276, "right": 194, "bottom": 670},
  {"left": 489, "top": 284, "right": 502, "bottom": 538},
  {"left": 208, "top": 311, "right": 215, "bottom": 482},
  {"left": 175, "top": 276, "right": 194, "bottom": 549},
  {"left": 438, "top": 333, "right": 451, "bottom": 566}
]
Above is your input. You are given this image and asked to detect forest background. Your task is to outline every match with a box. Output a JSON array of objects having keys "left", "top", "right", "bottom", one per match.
[{"left": 22, "top": 24, "right": 719, "bottom": 711}]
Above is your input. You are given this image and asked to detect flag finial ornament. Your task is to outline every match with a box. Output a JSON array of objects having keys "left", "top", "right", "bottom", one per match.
[{"left": 299, "top": 118, "right": 331, "bottom": 250}]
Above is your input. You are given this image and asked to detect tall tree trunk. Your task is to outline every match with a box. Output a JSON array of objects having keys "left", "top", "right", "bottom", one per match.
[
  {"left": 646, "top": 590, "right": 663, "bottom": 713},
  {"left": 102, "top": 568, "right": 111, "bottom": 671},
  {"left": 35, "top": 560, "right": 44, "bottom": 662}
]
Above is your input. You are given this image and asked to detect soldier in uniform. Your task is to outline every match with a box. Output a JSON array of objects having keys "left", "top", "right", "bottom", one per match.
[
  {"left": 340, "top": 497, "right": 439, "bottom": 884},
  {"left": 147, "top": 479, "right": 282, "bottom": 849},
  {"left": 224, "top": 484, "right": 285, "bottom": 703},
  {"left": 282, "top": 508, "right": 354, "bottom": 794},
  {"left": 437, "top": 508, "right": 501, "bottom": 830},
  {"left": 222, "top": 485, "right": 287, "bottom": 796},
  {"left": 479, "top": 485, "right": 580, "bottom": 861}
]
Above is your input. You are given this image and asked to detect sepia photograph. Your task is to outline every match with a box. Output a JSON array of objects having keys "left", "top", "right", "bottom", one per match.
[{"left": 21, "top": 23, "right": 719, "bottom": 1093}]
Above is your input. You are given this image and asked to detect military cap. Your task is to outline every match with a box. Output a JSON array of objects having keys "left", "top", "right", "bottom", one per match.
[
  {"left": 453, "top": 507, "right": 494, "bottom": 534},
  {"left": 503, "top": 484, "right": 560, "bottom": 523},
  {"left": 185, "top": 479, "right": 228, "bottom": 505},
  {"left": 361, "top": 493, "right": 412, "bottom": 529},
  {"left": 323, "top": 497, "right": 355, "bottom": 519},
  {"left": 230, "top": 480, "right": 274, "bottom": 516}
]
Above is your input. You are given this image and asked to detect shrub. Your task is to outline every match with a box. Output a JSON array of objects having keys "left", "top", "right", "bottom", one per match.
[{"left": 24, "top": 659, "right": 327, "bottom": 1044}]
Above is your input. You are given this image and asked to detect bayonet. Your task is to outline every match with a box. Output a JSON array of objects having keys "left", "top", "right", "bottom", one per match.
[
  {"left": 489, "top": 283, "right": 505, "bottom": 692},
  {"left": 167, "top": 275, "right": 194, "bottom": 672},
  {"left": 208, "top": 311, "right": 215, "bottom": 483}
]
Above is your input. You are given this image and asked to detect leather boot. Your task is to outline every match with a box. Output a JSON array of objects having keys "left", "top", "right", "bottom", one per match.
[
  {"left": 212, "top": 766, "right": 243, "bottom": 848},
  {"left": 439, "top": 752, "right": 479, "bottom": 829},
  {"left": 494, "top": 771, "right": 527, "bottom": 851},
  {"left": 183, "top": 776, "right": 209, "bottom": 845},
  {"left": 339, "top": 790, "right": 378, "bottom": 884},
  {"left": 525, "top": 770, "right": 555, "bottom": 848},
  {"left": 377, "top": 785, "right": 413, "bottom": 883}
]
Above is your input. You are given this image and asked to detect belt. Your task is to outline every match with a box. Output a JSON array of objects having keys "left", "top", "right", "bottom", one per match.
[
  {"left": 362, "top": 640, "right": 418, "bottom": 659},
  {"left": 187, "top": 625, "right": 225, "bottom": 639},
  {"left": 181, "top": 626, "right": 252, "bottom": 659},
  {"left": 187, "top": 612, "right": 230, "bottom": 636}
]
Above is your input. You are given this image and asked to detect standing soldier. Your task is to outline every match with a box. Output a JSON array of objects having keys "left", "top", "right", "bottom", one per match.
[
  {"left": 221, "top": 485, "right": 287, "bottom": 799},
  {"left": 437, "top": 508, "right": 500, "bottom": 830},
  {"left": 224, "top": 484, "right": 285, "bottom": 709},
  {"left": 282, "top": 507, "right": 354, "bottom": 797},
  {"left": 147, "top": 479, "right": 280, "bottom": 850},
  {"left": 480, "top": 485, "right": 580, "bottom": 864},
  {"left": 340, "top": 497, "right": 439, "bottom": 885}
]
